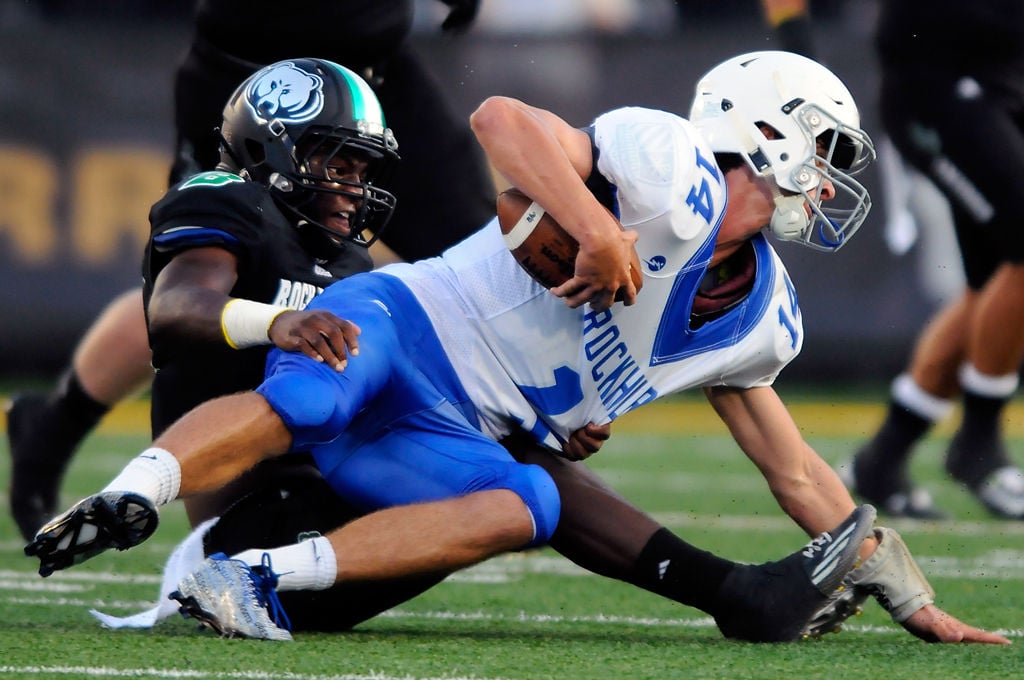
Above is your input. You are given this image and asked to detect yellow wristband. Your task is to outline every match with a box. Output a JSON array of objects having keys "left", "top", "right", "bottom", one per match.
[{"left": 220, "top": 299, "right": 290, "bottom": 349}]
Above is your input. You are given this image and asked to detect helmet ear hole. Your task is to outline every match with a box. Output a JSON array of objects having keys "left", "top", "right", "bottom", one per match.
[
  {"left": 756, "top": 122, "right": 784, "bottom": 140},
  {"left": 245, "top": 139, "right": 266, "bottom": 166}
]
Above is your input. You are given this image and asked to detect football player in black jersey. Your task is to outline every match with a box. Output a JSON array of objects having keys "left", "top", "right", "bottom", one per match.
[
  {"left": 6, "top": 0, "right": 492, "bottom": 541},
  {"left": 143, "top": 58, "right": 402, "bottom": 525},
  {"left": 843, "top": 0, "right": 1024, "bottom": 520}
]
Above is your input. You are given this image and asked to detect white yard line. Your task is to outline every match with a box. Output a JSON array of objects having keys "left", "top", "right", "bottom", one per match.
[{"left": 0, "top": 668, "right": 509, "bottom": 680}]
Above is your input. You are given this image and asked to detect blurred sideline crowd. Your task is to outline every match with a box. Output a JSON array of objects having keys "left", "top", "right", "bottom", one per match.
[{"left": 2, "top": 0, "right": 849, "bottom": 34}]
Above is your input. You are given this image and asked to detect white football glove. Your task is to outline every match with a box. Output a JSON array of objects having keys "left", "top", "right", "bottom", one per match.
[{"left": 848, "top": 526, "right": 935, "bottom": 621}]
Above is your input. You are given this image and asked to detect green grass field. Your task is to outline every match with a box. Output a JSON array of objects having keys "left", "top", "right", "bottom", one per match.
[{"left": 1, "top": 391, "right": 1023, "bottom": 679}]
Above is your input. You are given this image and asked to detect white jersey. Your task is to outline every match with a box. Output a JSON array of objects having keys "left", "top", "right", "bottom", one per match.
[{"left": 386, "top": 107, "right": 803, "bottom": 448}]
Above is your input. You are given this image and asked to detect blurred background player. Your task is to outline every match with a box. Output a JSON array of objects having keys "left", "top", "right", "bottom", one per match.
[
  {"left": 672, "top": 0, "right": 818, "bottom": 59},
  {"left": 143, "top": 58, "right": 401, "bottom": 526},
  {"left": 758, "top": 0, "right": 817, "bottom": 58},
  {"left": 5, "top": 0, "right": 493, "bottom": 540},
  {"left": 841, "top": 0, "right": 1024, "bottom": 519}
]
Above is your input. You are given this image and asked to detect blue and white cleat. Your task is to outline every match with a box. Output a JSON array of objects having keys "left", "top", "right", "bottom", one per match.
[
  {"left": 24, "top": 491, "right": 159, "bottom": 577},
  {"left": 170, "top": 552, "right": 293, "bottom": 641},
  {"left": 714, "top": 504, "right": 877, "bottom": 642}
]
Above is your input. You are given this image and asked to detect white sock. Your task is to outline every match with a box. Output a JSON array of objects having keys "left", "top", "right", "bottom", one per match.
[
  {"left": 232, "top": 535, "right": 337, "bottom": 592},
  {"left": 959, "top": 363, "right": 1019, "bottom": 398},
  {"left": 891, "top": 373, "right": 954, "bottom": 422},
  {"left": 101, "top": 447, "right": 181, "bottom": 506}
]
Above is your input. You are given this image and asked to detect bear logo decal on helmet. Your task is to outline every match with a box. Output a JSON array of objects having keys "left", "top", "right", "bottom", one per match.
[{"left": 245, "top": 62, "right": 325, "bottom": 124}]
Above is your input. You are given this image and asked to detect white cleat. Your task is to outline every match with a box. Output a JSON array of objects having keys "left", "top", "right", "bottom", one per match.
[{"left": 170, "top": 552, "right": 293, "bottom": 641}]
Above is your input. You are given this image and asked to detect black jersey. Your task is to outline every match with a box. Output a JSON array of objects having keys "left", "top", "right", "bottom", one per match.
[
  {"left": 142, "top": 170, "right": 372, "bottom": 435},
  {"left": 877, "top": 0, "right": 1024, "bottom": 101}
]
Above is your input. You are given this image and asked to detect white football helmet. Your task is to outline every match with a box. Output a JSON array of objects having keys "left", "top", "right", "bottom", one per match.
[{"left": 689, "top": 51, "right": 875, "bottom": 252}]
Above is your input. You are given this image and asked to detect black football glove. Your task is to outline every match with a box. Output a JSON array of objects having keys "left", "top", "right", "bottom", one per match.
[{"left": 438, "top": 0, "right": 480, "bottom": 33}]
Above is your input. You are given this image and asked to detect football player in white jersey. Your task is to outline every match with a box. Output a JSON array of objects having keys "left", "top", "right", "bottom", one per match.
[{"left": 26, "top": 52, "right": 1009, "bottom": 645}]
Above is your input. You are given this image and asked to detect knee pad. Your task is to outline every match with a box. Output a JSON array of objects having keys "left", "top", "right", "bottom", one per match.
[
  {"left": 502, "top": 463, "right": 560, "bottom": 547},
  {"left": 257, "top": 370, "right": 349, "bottom": 447}
]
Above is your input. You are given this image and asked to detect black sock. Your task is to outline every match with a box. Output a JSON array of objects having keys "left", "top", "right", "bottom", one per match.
[
  {"left": 853, "top": 401, "right": 934, "bottom": 499},
  {"left": 959, "top": 389, "right": 1008, "bottom": 444},
  {"left": 42, "top": 368, "right": 110, "bottom": 461},
  {"left": 947, "top": 389, "right": 1011, "bottom": 486},
  {"left": 859, "top": 400, "right": 933, "bottom": 471},
  {"left": 629, "top": 527, "right": 735, "bottom": 615}
]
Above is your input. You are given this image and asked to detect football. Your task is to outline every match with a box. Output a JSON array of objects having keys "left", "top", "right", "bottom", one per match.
[{"left": 495, "top": 187, "right": 642, "bottom": 298}]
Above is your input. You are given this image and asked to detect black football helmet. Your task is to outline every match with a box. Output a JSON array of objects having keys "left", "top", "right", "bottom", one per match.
[{"left": 219, "top": 58, "right": 399, "bottom": 252}]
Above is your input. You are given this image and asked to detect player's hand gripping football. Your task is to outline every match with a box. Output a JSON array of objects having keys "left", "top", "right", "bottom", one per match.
[
  {"left": 269, "top": 310, "right": 360, "bottom": 372},
  {"left": 551, "top": 226, "right": 641, "bottom": 312}
]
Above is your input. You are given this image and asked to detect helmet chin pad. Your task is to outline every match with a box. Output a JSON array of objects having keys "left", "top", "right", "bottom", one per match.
[{"left": 770, "top": 194, "right": 809, "bottom": 241}]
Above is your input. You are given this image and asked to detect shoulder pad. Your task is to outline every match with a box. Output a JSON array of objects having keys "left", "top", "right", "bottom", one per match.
[{"left": 177, "top": 171, "right": 246, "bottom": 191}]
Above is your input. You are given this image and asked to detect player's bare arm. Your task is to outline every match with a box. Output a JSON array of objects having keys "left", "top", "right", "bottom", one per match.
[
  {"left": 470, "top": 96, "right": 638, "bottom": 310},
  {"left": 708, "top": 386, "right": 1011, "bottom": 644},
  {"left": 148, "top": 246, "right": 240, "bottom": 344},
  {"left": 704, "top": 385, "right": 879, "bottom": 555},
  {"left": 150, "top": 246, "right": 358, "bottom": 370}
]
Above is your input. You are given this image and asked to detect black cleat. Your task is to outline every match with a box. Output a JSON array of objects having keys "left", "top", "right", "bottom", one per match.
[
  {"left": 801, "top": 580, "right": 870, "bottom": 638},
  {"left": 6, "top": 394, "right": 76, "bottom": 540},
  {"left": 967, "top": 467, "right": 1024, "bottom": 519},
  {"left": 838, "top": 450, "right": 947, "bottom": 520},
  {"left": 946, "top": 432, "right": 1024, "bottom": 519},
  {"left": 713, "top": 504, "right": 876, "bottom": 643},
  {"left": 24, "top": 491, "right": 159, "bottom": 577}
]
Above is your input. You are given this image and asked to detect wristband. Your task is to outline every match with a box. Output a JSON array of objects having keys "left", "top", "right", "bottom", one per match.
[{"left": 220, "top": 299, "right": 290, "bottom": 349}]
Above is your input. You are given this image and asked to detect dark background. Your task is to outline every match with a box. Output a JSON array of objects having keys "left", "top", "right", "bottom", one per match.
[{"left": 0, "top": 0, "right": 949, "bottom": 384}]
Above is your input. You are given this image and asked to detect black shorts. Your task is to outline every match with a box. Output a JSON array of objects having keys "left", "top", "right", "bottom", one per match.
[{"left": 881, "top": 71, "right": 1024, "bottom": 288}]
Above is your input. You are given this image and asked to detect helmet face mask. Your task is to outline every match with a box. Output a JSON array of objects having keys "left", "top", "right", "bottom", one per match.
[
  {"left": 219, "top": 59, "right": 399, "bottom": 255},
  {"left": 776, "top": 103, "right": 874, "bottom": 251},
  {"left": 689, "top": 51, "right": 876, "bottom": 252},
  {"left": 282, "top": 129, "right": 398, "bottom": 250}
]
